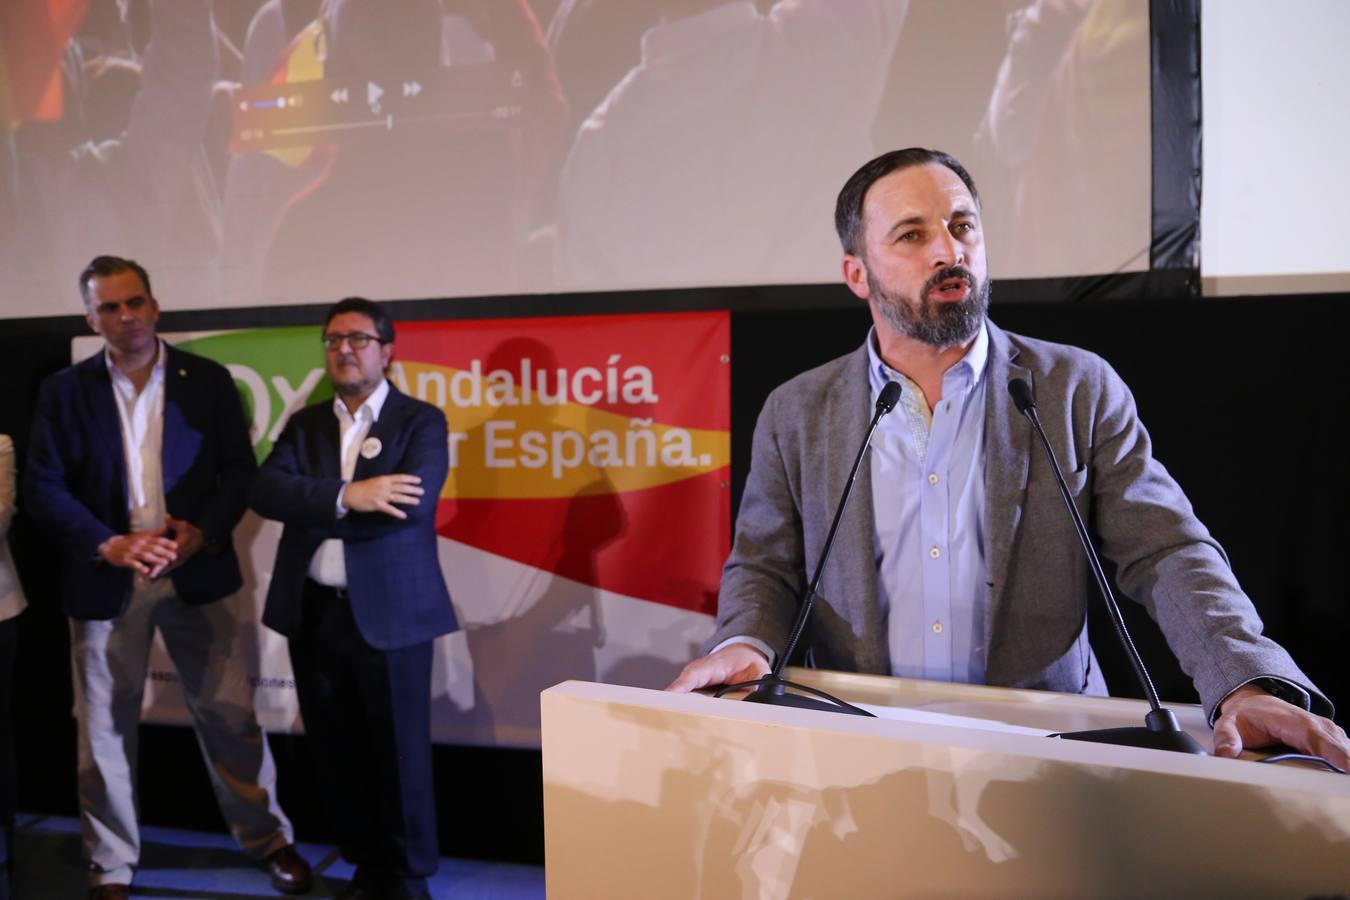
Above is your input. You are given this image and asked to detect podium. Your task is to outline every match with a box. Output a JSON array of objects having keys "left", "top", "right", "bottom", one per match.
[{"left": 541, "top": 670, "right": 1350, "bottom": 899}]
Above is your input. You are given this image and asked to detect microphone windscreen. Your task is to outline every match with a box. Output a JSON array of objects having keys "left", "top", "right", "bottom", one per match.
[
  {"left": 877, "top": 380, "right": 902, "bottom": 414},
  {"left": 1008, "top": 378, "right": 1035, "bottom": 413}
]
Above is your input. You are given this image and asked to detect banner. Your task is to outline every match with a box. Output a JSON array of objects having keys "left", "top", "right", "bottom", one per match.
[{"left": 77, "top": 310, "right": 729, "bottom": 746}]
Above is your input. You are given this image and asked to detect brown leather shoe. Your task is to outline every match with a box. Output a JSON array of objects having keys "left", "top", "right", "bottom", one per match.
[
  {"left": 87, "top": 886, "right": 130, "bottom": 900},
  {"left": 264, "top": 844, "right": 314, "bottom": 895}
]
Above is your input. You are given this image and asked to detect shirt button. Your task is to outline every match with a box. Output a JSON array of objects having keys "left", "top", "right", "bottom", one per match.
[
  {"left": 932, "top": 621, "right": 944, "bottom": 634},
  {"left": 929, "top": 546, "right": 940, "bottom": 559},
  {"left": 928, "top": 473, "right": 939, "bottom": 485}
]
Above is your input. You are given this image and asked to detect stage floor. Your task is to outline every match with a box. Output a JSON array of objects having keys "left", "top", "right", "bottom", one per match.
[{"left": 10, "top": 813, "right": 544, "bottom": 899}]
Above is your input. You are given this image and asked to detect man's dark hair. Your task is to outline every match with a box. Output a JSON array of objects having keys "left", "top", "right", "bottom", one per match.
[
  {"left": 325, "top": 296, "right": 395, "bottom": 343},
  {"left": 79, "top": 255, "right": 153, "bottom": 304},
  {"left": 834, "top": 148, "right": 981, "bottom": 258}
]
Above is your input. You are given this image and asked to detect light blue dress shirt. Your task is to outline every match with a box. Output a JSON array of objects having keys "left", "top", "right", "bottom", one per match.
[
  {"left": 719, "top": 326, "right": 993, "bottom": 681},
  {"left": 868, "top": 324, "right": 990, "bottom": 684}
]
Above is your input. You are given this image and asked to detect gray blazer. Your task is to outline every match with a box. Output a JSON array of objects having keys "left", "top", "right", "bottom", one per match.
[{"left": 712, "top": 320, "right": 1327, "bottom": 721}]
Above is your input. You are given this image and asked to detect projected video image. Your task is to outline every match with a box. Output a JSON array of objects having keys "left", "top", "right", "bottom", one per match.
[{"left": 0, "top": 0, "right": 1151, "bottom": 315}]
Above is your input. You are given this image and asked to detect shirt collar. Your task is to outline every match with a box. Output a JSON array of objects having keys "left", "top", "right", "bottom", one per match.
[
  {"left": 957, "top": 320, "right": 990, "bottom": 384},
  {"left": 104, "top": 339, "right": 167, "bottom": 390},
  {"left": 867, "top": 320, "right": 989, "bottom": 401},
  {"left": 332, "top": 377, "right": 390, "bottom": 424}
]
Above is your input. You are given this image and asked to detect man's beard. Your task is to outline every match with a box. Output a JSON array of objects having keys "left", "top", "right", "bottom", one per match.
[
  {"left": 332, "top": 356, "right": 381, "bottom": 397},
  {"left": 868, "top": 265, "right": 990, "bottom": 347}
]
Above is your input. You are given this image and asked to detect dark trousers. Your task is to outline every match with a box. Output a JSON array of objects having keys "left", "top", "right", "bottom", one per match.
[{"left": 290, "top": 581, "right": 438, "bottom": 893}]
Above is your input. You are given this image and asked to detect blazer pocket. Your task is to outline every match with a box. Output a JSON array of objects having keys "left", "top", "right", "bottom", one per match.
[{"left": 1062, "top": 463, "right": 1089, "bottom": 497}]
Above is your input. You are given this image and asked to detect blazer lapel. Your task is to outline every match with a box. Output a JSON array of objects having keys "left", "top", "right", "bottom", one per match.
[
  {"left": 161, "top": 345, "right": 186, "bottom": 488},
  {"left": 80, "top": 352, "right": 129, "bottom": 500},
  {"left": 826, "top": 344, "right": 888, "bottom": 671},
  {"left": 983, "top": 321, "right": 1032, "bottom": 648},
  {"left": 316, "top": 397, "right": 342, "bottom": 477}
]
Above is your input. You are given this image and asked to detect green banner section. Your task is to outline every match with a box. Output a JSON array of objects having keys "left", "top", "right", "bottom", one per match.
[{"left": 177, "top": 327, "right": 331, "bottom": 462}]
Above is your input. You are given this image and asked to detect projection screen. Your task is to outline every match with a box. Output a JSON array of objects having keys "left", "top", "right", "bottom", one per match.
[{"left": 1, "top": 0, "right": 1154, "bottom": 317}]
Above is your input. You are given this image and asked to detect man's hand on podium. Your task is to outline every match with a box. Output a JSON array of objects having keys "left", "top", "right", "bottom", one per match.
[
  {"left": 666, "top": 644, "right": 770, "bottom": 694},
  {"left": 1213, "top": 684, "right": 1350, "bottom": 771}
]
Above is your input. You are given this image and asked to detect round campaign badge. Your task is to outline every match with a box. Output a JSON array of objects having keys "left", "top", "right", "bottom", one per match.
[{"left": 360, "top": 437, "right": 382, "bottom": 460}]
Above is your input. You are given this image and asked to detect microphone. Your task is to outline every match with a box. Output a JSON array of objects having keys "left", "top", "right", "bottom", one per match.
[
  {"left": 876, "top": 379, "right": 902, "bottom": 414},
  {"left": 1008, "top": 378, "right": 1205, "bottom": 754},
  {"left": 718, "top": 380, "right": 903, "bottom": 716}
]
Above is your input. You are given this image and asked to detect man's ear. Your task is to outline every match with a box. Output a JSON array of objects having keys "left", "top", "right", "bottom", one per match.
[{"left": 842, "top": 254, "right": 871, "bottom": 301}]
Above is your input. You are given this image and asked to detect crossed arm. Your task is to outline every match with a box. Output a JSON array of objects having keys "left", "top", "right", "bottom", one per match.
[{"left": 250, "top": 405, "right": 448, "bottom": 536}]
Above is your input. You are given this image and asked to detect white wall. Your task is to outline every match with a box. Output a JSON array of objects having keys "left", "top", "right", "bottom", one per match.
[{"left": 1201, "top": 0, "right": 1350, "bottom": 295}]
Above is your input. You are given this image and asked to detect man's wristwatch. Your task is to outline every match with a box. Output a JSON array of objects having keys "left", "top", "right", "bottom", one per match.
[
  {"left": 1218, "top": 677, "right": 1310, "bottom": 720},
  {"left": 1248, "top": 677, "right": 1310, "bottom": 710}
]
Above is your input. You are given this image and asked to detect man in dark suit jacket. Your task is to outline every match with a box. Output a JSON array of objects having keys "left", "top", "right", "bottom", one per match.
[
  {"left": 23, "top": 256, "right": 310, "bottom": 899},
  {"left": 251, "top": 297, "right": 454, "bottom": 900}
]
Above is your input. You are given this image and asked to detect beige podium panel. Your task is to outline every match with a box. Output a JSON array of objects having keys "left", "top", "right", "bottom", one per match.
[{"left": 541, "top": 672, "right": 1350, "bottom": 899}]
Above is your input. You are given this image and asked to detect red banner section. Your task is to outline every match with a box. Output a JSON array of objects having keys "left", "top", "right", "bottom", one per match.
[{"left": 394, "top": 311, "right": 730, "bottom": 615}]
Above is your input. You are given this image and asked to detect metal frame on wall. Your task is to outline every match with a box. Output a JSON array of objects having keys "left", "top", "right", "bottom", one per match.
[{"left": 1149, "top": 0, "right": 1203, "bottom": 297}]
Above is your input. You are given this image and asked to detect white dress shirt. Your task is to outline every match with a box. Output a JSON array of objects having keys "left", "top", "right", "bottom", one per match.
[
  {"left": 308, "top": 379, "right": 390, "bottom": 587},
  {"left": 106, "top": 341, "right": 175, "bottom": 596},
  {"left": 106, "top": 341, "right": 167, "bottom": 534}
]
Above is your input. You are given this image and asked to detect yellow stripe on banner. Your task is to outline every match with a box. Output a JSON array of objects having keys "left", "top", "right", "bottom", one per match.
[{"left": 395, "top": 361, "right": 730, "bottom": 500}]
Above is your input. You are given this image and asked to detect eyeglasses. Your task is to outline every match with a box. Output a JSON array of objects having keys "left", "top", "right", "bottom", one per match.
[{"left": 321, "top": 331, "right": 383, "bottom": 351}]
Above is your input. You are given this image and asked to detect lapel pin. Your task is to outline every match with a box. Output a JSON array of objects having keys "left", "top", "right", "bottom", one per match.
[
  {"left": 178, "top": 369, "right": 187, "bottom": 377},
  {"left": 360, "top": 437, "right": 382, "bottom": 460}
]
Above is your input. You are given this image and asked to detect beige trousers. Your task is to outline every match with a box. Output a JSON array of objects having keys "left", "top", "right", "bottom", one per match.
[{"left": 69, "top": 581, "right": 292, "bottom": 887}]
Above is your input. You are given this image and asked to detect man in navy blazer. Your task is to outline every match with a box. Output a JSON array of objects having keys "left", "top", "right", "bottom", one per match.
[
  {"left": 251, "top": 297, "right": 454, "bottom": 900},
  {"left": 23, "top": 256, "right": 309, "bottom": 899}
]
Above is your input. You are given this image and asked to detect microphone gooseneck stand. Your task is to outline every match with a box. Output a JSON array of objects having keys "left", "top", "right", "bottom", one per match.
[
  {"left": 1008, "top": 378, "right": 1205, "bottom": 754},
  {"left": 715, "top": 381, "right": 903, "bottom": 716}
]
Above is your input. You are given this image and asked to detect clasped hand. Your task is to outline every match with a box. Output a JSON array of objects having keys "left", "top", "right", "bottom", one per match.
[{"left": 98, "top": 514, "right": 206, "bottom": 579}]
